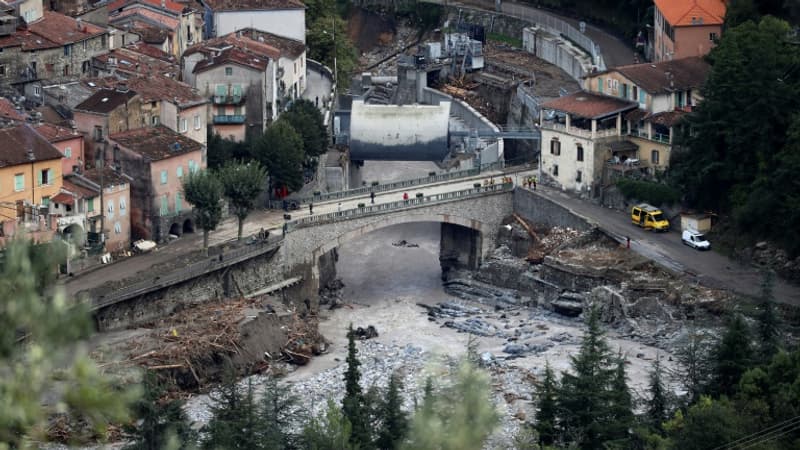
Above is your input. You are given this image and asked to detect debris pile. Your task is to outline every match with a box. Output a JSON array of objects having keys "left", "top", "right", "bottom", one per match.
[{"left": 282, "top": 313, "right": 328, "bottom": 365}]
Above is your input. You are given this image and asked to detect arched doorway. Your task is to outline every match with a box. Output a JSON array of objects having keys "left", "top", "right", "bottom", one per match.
[
  {"left": 169, "top": 222, "right": 182, "bottom": 237},
  {"left": 183, "top": 219, "right": 195, "bottom": 234},
  {"left": 62, "top": 223, "right": 86, "bottom": 247}
]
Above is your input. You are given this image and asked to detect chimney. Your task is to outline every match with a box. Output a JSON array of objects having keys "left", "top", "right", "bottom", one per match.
[
  {"left": 161, "top": 0, "right": 166, "bottom": 8},
  {"left": 76, "top": 18, "right": 82, "bottom": 30}
]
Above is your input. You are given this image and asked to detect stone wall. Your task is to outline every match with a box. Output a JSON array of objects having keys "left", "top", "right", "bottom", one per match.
[{"left": 513, "top": 188, "right": 593, "bottom": 231}]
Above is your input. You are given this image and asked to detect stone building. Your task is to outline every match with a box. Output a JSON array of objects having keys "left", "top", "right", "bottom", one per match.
[
  {"left": 107, "top": 0, "right": 203, "bottom": 58},
  {"left": 72, "top": 83, "right": 143, "bottom": 166},
  {"left": 107, "top": 126, "right": 205, "bottom": 241}
]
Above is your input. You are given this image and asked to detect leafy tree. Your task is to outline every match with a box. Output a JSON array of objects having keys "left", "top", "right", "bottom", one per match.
[
  {"left": 645, "top": 355, "right": 669, "bottom": 431},
  {"left": 124, "top": 372, "right": 196, "bottom": 450},
  {"left": 756, "top": 271, "right": 782, "bottom": 363},
  {"left": 673, "top": 328, "right": 713, "bottom": 404},
  {"left": 217, "top": 161, "right": 267, "bottom": 241},
  {"left": 402, "top": 361, "right": 499, "bottom": 450},
  {"left": 557, "top": 306, "right": 616, "bottom": 448},
  {"left": 306, "top": 14, "right": 358, "bottom": 89},
  {"left": 724, "top": 0, "right": 759, "bottom": 29},
  {"left": 376, "top": 372, "right": 408, "bottom": 450},
  {"left": 207, "top": 130, "right": 251, "bottom": 170},
  {"left": 342, "top": 324, "right": 372, "bottom": 449},
  {"left": 0, "top": 240, "right": 136, "bottom": 448},
  {"left": 252, "top": 121, "right": 305, "bottom": 194},
  {"left": 303, "top": 400, "right": 356, "bottom": 450},
  {"left": 182, "top": 170, "right": 223, "bottom": 255},
  {"left": 712, "top": 314, "right": 754, "bottom": 397},
  {"left": 663, "top": 396, "right": 746, "bottom": 450},
  {"left": 283, "top": 99, "right": 328, "bottom": 158},
  {"left": 534, "top": 361, "right": 558, "bottom": 446},
  {"left": 202, "top": 376, "right": 260, "bottom": 450},
  {"left": 256, "top": 376, "right": 306, "bottom": 450}
]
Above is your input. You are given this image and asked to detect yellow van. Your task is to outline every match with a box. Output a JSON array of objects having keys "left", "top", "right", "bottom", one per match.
[{"left": 631, "top": 204, "right": 670, "bottom": 231}]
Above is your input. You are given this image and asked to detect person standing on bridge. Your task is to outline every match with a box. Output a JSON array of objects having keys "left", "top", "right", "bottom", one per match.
[
  {"left": 403, "top": 192, "right": 409, "bottom": 202},
  {"left": 370, "top": 191, "right": 375, "bottom": 204},
  {"left": 309, "top": 202, "right": 313, "bottom": 215}
]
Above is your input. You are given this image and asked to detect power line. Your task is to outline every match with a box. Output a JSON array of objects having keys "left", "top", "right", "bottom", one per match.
[
  {"left": 712, "top": 414, "right": 800, "bottom": 450},
  {"left": 738, "top": 422, "right": 800, "bottom": 449}
]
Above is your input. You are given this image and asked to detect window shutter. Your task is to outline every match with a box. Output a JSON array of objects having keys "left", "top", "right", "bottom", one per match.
[{"left": 37, "top": 170, "right": 42, "bottom": 186}]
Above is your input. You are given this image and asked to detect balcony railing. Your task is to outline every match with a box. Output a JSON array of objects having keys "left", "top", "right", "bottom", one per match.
[
  {"left": 629, "top": 128, "right": 670, "bottom": 144},
  {"left": 213, "top": 115, "right": 246, "bottom": 124},
  {"left": 212, "top": 94, "right": 244, "bottom": 105},
  {"left": 541, "top": 121, "right": 619, "bottom": 139}
]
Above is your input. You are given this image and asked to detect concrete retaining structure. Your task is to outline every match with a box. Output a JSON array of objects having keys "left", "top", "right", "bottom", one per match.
[{"left": 513, "top": 187, "right": 593, "bottom": 232}]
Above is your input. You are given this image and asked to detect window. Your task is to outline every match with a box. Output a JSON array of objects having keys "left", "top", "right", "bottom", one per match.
[
  {"left": 576, "top": 170, "right": 582, "bottom": 183},
  {"left": 63, "top": 65, "right": 69, "bottom": 76},
  {"left": 639, "top": 89, "right": 646, "bottom": 104},
  {"left": 194, "top": 114, "right": 200, "bottom": 130},
  {"left": 651, "top": 149, "right": 660, "bottom": 164},
  {"left": 14, "top": 173, "right": 24, "bottom": 191},
  {"left": 152, "top": 115, "right": 160, "bottom": 126},
  {"left": 114, "top": 222, "right": 121, "bottom": 234},
  {"left": 87, "top": 197, "right": 94, "bottom": 212},
  {"left": 294, "top": 62, "right": 297, "bottom": 74},
  {"left": 175, "top": 192, "right": 182, "bottom": 213},
  {"left": 576, "top": 145, "right": 584, "bottom": 162},
  {"left": 82, "top": 40, "right": 87, "bottom": 52},
  {"left": 550, "top": 139, "right": 561, "bottom": 156},
  {"left": 709, "top": 32, "right": 717, "bottom": 41},
  {"left": 225, "top": 67, "right": 233, "bottom": 76},
  {"left": 64, "top": 147, "right": 72, "bottom": 158},
  {"left": 38, "top": 168, "right": 51, "bottom": 186},
  {"left": 64, "top": 44, "right": 72, "bottom": 56},
  {"left": 33, "top": 86, "right": 41, "bottom": 97},
  {"left": 180, "top": 118, "right": 187, "bottom": 133},
  {"left": 188, "top": 160, "right": 197, "bottom": 173},
  {"left": 632, "top": 86, "right": 639, "bottom": 103},
  {"left": 177, "top": 166, "right": 184, "bottom": 178},
  {"left": 160, "top": 169, "right": 168, "bottom": 184},
  {"left": 612, "top": 79, "right": 619, "bottom": 91},
  {"left": 0, "top": 65, "right": 5, "bottom": 76},
  {"left": 120, "top": 198, "right": 127, "bottom": 215},
  {"left": 41, "top": 196, "right": 50, "bottom": 206},
  {"left": 101, "top": 35, "right": 107, "bottom": 48},
  {"left": 597, "top": 77, "right": 604, "bottom": 93},
  {"left": 94, "top": 125, "right": 103, "bottom": 141},
  {"left": 82, "top": 60, "right": 89, "bottom": 74},
  {"left": 160, "top": 195, "right": 168, "bottom": 215},
  {"left": 553, "top": 165, "right": 559, "bottom": 176},
  {"left": 107, "top": 200, "right": 114, "bottom": 213},
  {"left": 606, "top": 79, "right": 612, "bottom": 90}
]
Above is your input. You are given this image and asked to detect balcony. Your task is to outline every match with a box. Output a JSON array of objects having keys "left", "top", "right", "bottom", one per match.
[
  {"left": 213, "top": 115, "right": 246, "bottom": 124},
  {"left": 212, "top": 94, "right": 245, "bottom": 105},
  {"left": 541, "top": 121, "right": 619, "bottom": 140},
  {"left": 629, "top": 128, "right": 670, "bottom": 144}
]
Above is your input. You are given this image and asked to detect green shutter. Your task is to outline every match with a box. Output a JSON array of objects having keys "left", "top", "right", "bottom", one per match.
[
  {"left": 87, "top": 198, "right": 94, "bottom": 212},
  {"left": 598, "top": 78, "right": 604, "bottom": 93},
  {"left": 14, "top": 174, "right": 23, "bottom": 191},
  {"left": 175, "top": 192, "right": 182, "bottom": 213},
  {"left": 161, "top": 170, "right": 168, "bottom": 184},
  {"left": 215, "top": 84, "right": 227, "bottom": 96},
  {"left": 177, "top": 166, "right": 183, "bottom": 178},
  {"left": 161, "top": 195, "right": 168, "bottom": 215},
  {"left": 37, "top": 170, "right": 42, "bottom": 186}
]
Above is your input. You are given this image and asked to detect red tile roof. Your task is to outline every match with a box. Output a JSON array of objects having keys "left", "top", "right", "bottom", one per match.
[
  {"left": 63, "top": 178, "right": 100, "bottom": 198},
  {"left": 0, "top": 98, "right": 25, "bottom": 121},
  {"left": 193, "top": 46, "right": 272, "bottom": 73},
  {"left": 109, "top": 126, "right": 203, "bottom": 161},
  {"left": 33, "top": 122, "right": 80, "bottom": 143},
  {"left": 654, "top": 0, "right": 726, "bottom": 27},
  {"left": 83, "top": 166, "right": 133, "bottom": 186},
  {"left": 0, "top": 123, "right": 64, "bottom": 168},
  {"left": 202, "top": 0, "right": 304, "bottom": 11},
  {"left": 184, "top": 33, "right": 281, "bottom": 60},
  {"left": 111, "top": 7, "right": 180, "bottom": 30},
  {"left": 239, "top": 28, "right": 305, "bottom": 58},
  {"left": 108, "top": 0, "right": 187, "bottom": 14},
  {"left": 93, "top": 46, "right": 179, "bottom": 77},
  {"left": 51, "top": 192, "right": 75, "bottom": 205},
  {"left": 86, "top": 74, "right": 205, "bottom": 107},
  {"left": 542, "top": 91, "right": 637, "bottom": 119},
  {"left": 0, "top": 11, "right": 107, "bottom": 50},
  {"left": 594, "top": 57, "right": 711, "bottom": 95}
]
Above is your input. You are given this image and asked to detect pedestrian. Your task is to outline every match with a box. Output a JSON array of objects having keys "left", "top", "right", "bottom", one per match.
[
  {"left": 532, "top": 177, "right": 537, "bottom": 191},
  {"left": 403, "top": 192, "right": 409, "bottom": 201},
  {"left": 626, "top": 236, "right": 631, "bottom": 249},
  {"left": 315, "top": 96, "right": 319, "bottom": 107},
  {"left": 337, "top": 202, "right": 342, "bottom": 212},
  {"left": 309, "top": 202, "right": 313, "bottom": 215},
  {"left": 283, "top": 222, "right": 288, "bottom": 236},
  {"left": 370, "top": 191, "right": 375, "bottom": 204}
]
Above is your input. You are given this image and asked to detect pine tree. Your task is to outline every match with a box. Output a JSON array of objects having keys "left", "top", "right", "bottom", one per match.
[
  {"left": 257, "top": 376, "right": 306, "bottom": 450},
  {"left": 605, "top": 351, "right": 634, "bottom": 446},
  {"left": 124, "top": 372, "right": 196, "bottom": 450},
  {"left": 342, "top": 324, "right": 372, "bottom": 448},
  {"left": 202, "top": 375, "right": 260, "bottom": 450},
  {"left": 674, "top": 328, "right": 712, "bottom": 404},
  {"left": 557, "top": 306, "right": 615, "bottom": 448},
  {"left": 712, "top": 313, "right": 754, "bottom": 397},
  {"left": 535, "top": 361, "right": 558, "bottom": 446},
  {"left": 756, "top": 271, "right": 782, "bottom": 362},
  {"left": 376, "top": 372, "right": 409, "bottom": 450},
  {"left": 645, "top": 355, "right": 669, "bottom": 431}
]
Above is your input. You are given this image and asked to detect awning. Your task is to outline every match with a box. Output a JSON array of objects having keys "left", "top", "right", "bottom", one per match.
[{"left": 52, "top": 192, "right": 74, "bottom": 205}]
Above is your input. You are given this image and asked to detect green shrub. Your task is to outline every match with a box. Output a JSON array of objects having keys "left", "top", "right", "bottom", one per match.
[{"left": 616, "top": 178, "right": 680, "bottom": 206}]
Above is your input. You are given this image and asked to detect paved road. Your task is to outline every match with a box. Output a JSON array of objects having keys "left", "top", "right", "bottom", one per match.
[{"left": 535, "top": 185, "right": 800, "bottom": 305}]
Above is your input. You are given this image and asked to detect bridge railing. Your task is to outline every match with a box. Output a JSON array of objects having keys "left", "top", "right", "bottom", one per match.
[
  {"left": 269, "top": 160, "right": 508, "bottom": 208},
  {"left": 286, "top": 182, "right": 514, "bottom": 231},
  {"left": 89, "top": 235, "right": 285, "bottom": 310}
]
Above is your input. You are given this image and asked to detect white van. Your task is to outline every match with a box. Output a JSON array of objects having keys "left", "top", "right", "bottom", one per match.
[{"left": 682, "top": 230, "right": 710, "bottom": 250}]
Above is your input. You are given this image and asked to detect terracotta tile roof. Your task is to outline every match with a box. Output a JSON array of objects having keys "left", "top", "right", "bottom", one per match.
[
  {"left": 86, "top": 75, "right": 205, "bottom": 107},
  {"left": 109, "top": 125, "right": 203, "bottom": 161},
  {"left": 33, "top": 122, "right": 80, "bottom": 142},
  {"left": 609, "top": 57, "right": 710, "bottom": 94},
  {"left": 108, "top": 0, "right": 187, "bottom": 14},
  {"left": 193, "top": 46, "right": 271, "bottom": 73},
  {"left": 0, "top": 97, "right": 25, "bottom": 121},
  {"left": 93, "top": 46, "right": 179, "bottom": 77},
  {"left": 63, "top": 178, "right": 100, "bottom": 198},
  {"left": 202, "top": 0, "right": 304, "bottom": 11},
  {"left": 111, "top": 8, "right": 180, "bottom": 30},
  {"left": 239, "top": 28, "right": 305, "bottom": 58},
  {"left": 542, "top": 91, "right": 637, "bottom": 119},
  {"left": 0, "top": 123, "right": 64, "bottom": 168},
  {"left": 0, "top": 11, "right": 107, "bottom": 50},
  {"left": 74, "top": 88, "right": 137, "bottom": 114},
  {"left": 83, "top": 166, "right": 133, "bottom": 186},
  {"left": 654, "top": 0, "right": 726, "bottom": 26},
  {"left": 126, "top": 41, "right": 174, "bottom": 62},
  {"left": 51, "top": 192, "right": 75, "bottom": 205},
  {"left": 184, "top": 33, "right": 281, "bottom": 60},
  {"left": 624, "top": 108, "right": 648, "bottom": 123},
  {"left": 647, "top": 110, "right": 687, "bottom": 127}
]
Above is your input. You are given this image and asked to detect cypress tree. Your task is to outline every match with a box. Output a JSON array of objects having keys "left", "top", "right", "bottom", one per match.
[
  {"left": 557, "top": 306, "right": 615, "bottom": 449},
  {"left": 712, "top": 313, "right": 754, "bottom": 397},
  {"left": 124, "top": 372, "right": 196, "bottom": 450},
  {"left": 303, "top": 399, "right": 356, "bottom": 450},
  {"left": 606, "top": 351, "right": 634, "bottom": 446},
  {"left": 535, "top": 360, "right": 558, "bottom": 446},
  {"left": 342, "top": 324, "right": 372, "bottom": 448},
  {"left": 257, "top": 376, "right": 305, "bottom": 450},
  {"left": 645, "top": 355, "right": 669, "bottom": 431},
  {"left": 675, "top": 328, "right": 712, "bottom": 404},
  {"left": 376, "top": 372, "right": 409, "bottom": 450},
  {"left": 202, "top": 375, "right": 260, "bottom": 450}
]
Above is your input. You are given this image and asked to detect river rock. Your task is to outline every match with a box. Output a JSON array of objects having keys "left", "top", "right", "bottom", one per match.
[{"left": 551, "top": 292, "right": 585, "bottom": 317}]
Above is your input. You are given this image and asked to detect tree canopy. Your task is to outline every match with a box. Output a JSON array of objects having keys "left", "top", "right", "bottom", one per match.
[
  {"left": 182, "top": 170, "right": 224, "bottom": 254},
  {"left": 252, "top": 121, "right": 305, "bottom": 193},
  {"left": 217, "top": 161, "right": 267, "bottom": 240}
]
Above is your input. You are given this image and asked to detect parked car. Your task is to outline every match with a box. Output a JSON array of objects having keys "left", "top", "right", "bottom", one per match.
[
  {"left": 682, "top": 230, "right": 710, "bottom": 250},
  {"left": 631, "top": 203, "right": 670, "bottom": 232}
]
